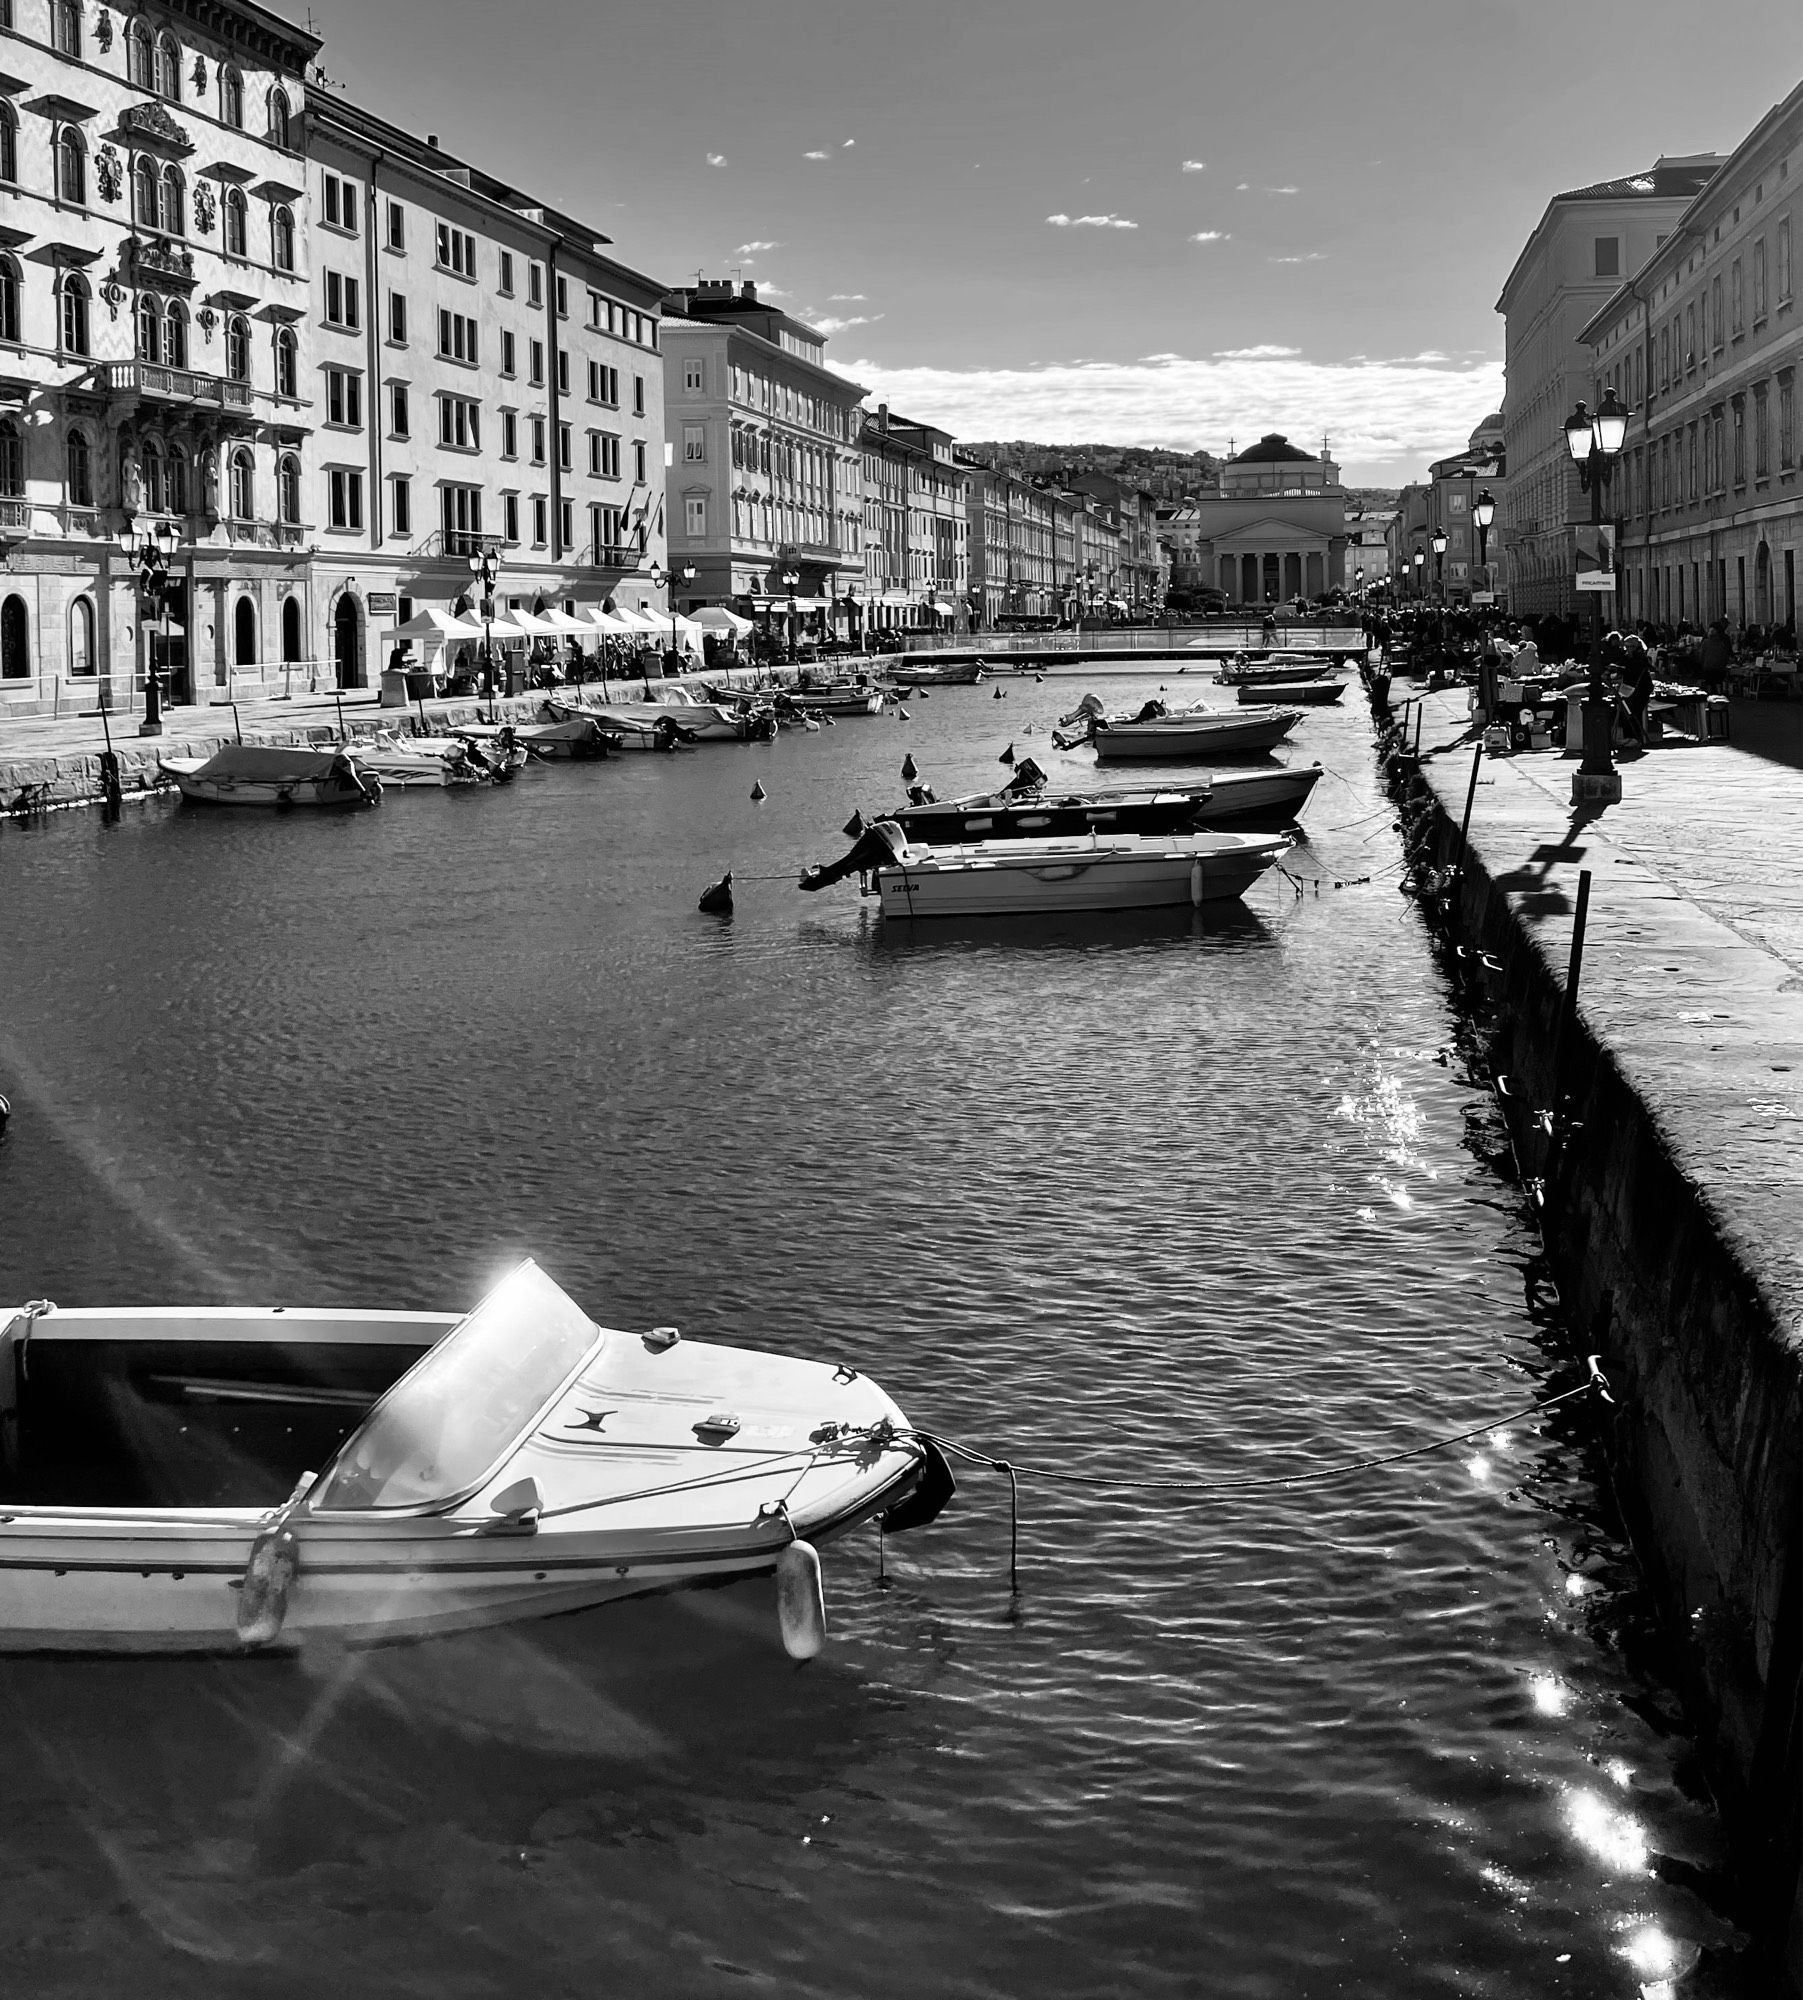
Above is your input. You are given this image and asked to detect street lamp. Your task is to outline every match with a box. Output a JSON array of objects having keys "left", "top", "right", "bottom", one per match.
[
  {"left": 1565, "top": 387, "right": 1631, "bottom": 802},
  {"left": 1474, "top": 488, "right": 1495, "bottom": 598},
  {"left": 647, "top": 559, "right": 696, "bottom": 662},
  {"left": 781, "top": 567, "right": 800, "bottom": 662},
  {"left": 468, "top": 545, "right": 501, "bottom": 709},
  {"left": 1412, "top": 545, "right": 1425, "bottom": 602},
  {"left": 1431, "top": 526, "right": 1448, "bottom": 602},
  {"left": 122, "top": 519, "right": 177, "bottom": 737}
]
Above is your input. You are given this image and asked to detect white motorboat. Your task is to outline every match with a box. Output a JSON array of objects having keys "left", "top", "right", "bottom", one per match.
[
  {"left": 801, "top": 819, "right": 1291, "bottom": 916},
  {"left": 1065, "top": 696, "right": 1305, "bottom": 760},
  {"left": 160, "top": 744, "right": 381, "bottom": 809},
  {"left": 582, "top": 685, "right": 745, "bottom": 740},
  {"left": 518, "top": 708, "right": 611, "bottom": 759},
  {"left": 883, "top": 760, "right": 1323, "bottom": 840},
  {"left": 352, "top": 732, "right": 491, "bottom": 787},
  {"left": 0, "top": 1262, "right": 949, "bottom": 1657}
]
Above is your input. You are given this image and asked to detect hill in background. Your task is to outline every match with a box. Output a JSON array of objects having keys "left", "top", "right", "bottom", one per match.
[{"left": 961, "top": 441, "right": 1219, "bottom": 500}]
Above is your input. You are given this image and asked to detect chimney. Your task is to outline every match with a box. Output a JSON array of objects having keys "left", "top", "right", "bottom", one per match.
[
  {"left": 741, "top": 281, "right": 757, "bottom": 301},
  {"left": 426, "top": 133, "right": 439, "bottom": 149},
  {"left": 878, "top": 403, "right": 890, "bottom": 432}
]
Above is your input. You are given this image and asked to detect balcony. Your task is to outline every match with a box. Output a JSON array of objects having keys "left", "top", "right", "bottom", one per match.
[
  {"left": 224, "top": 519, "right": 307, "bottom": 549},
  {"left": 574, "top": 542, "right": 636, "bottom": 570},
  {"left": 94, "top": 361, "right": 254, "bottom": 413},
  {"left": 410, "top": 528, "right": 507, "bottom": 561},
  {"left": 127, "top": 235, "right": 198, "bottom": 290},
  {"left": 0, "top": 496, "right": 29, "bottom": 537}
]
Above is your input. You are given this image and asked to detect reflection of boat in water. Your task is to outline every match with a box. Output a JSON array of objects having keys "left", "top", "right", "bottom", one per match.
[
  {"left": 865, "top": 898, "right": 1275, "bottom": 956},
  {"left": 0, "top": 1262, "right": 949, "bottom": 1657},
  {"left": 159, "top": 744, "right": 381, "bottom": 809},
  {"left": 881, "top": 757, "right": 1322, "bottom": 841},
  {"left": 801, "top": 819, "right": 1291, "bottom": 917}
]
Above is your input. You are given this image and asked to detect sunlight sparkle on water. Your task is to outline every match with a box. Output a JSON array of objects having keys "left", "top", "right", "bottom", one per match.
[
  {"left": 1565, "top": 1788, "right": 1650, "bottom": 1875},
  {"left": 1528, "top": 1674, "right": 1571, "bottom": 1717}
]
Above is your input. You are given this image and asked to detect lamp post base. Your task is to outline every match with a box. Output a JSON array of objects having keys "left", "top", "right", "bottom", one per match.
[
  {"left": 137, "top": 718, "right": 163, "bottom": 738},
  {"left": 1571, "top": 768, "right": 1622, "bottom": 805}
]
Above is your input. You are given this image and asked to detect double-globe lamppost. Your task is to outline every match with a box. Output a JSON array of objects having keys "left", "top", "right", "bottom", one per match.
[
  {"left": 468, "top": 545, "right": 500, "bottom": 709},
  {"left": 122, "top": 519, "right": 178, "bottom": 737},
  {"left": 646, "top": 558, "right": 696, "bottom": 663},
  {"left": 781, "top": 567, "right": 800, "bottom": 662},
  {"left": 1564, "top": 387, "right": 1631, "bottom": 804}
]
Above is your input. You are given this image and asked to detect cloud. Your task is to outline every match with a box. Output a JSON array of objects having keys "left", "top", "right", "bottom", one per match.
[
  {"left": 840, "top": 348, "right": 1505, "bottom": 479},
  {"left": 1181, "top": 159, "right": 1206, "bottom": 173},
  {"left": 1235, "top": 181, "right": 1250, "bottom": 190},
  {"left": 1190, "top": 230, "right": 1230, "bottom": 243},
  {"left": 1045, "top": 213, "right": 1139, "bottom": 229},
  {"left": 1270, "top": 251, "right": 1327, "bottom": 264},
  {"left": 1265, "top": 185, "right": 1299, "bottom": 195},
  {"left": 1214, "top": 344, "right": 1301, "bottom": 359},
  {"left": 706, "top": 153, "right": 727, "bottom": 167},
  {"left": 829, "top": 293, "right": 868, "bottom": 302},
  {"left": 815, "top": 313, "right": 883, "bottom": 333},
  {"left": 736, "top": 241, "right": 782, "bottom": 255},
  {"left": 755, "top": 283, "right": 789, "bottom": 296},
  {"left": 842, "top": 138, "right": 855, "bottom": 148},
  {"left": 804, "top": 150, "right": 829, "bottom": 160}
]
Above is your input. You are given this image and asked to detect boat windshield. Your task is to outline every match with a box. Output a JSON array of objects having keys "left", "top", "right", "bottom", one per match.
[{"left": 309, "top": 1262, "right": 599, "bottom": 1512}]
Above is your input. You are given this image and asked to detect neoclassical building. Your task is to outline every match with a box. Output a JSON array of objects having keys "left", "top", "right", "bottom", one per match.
[
  {"left": 0, "top": 0, "right": 319, "bottom": 719},
  {"left": 1188, "top": 434, "right": 1349, "bottom": 605}
]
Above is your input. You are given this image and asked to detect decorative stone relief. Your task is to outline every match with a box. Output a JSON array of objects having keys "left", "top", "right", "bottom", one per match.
[
  {"left": 192, "top": 181, "right": 216, "bottom": 232},
  {"left": 94, "top": 144, "right": 123, "bottom": 203},
  {"left": 95, "top": 7, "right": 113, "bottom": 49},
  {"left": 191, "top": 57, "right": 208, "bottom": 94},
  {"left": 196, "top": 306, "right": 217, "bottom": 343}
]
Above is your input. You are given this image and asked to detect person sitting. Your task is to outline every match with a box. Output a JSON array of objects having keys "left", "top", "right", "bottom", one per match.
[{"left": 1622, "top": 635, "right": 1655, "bottom": 744}]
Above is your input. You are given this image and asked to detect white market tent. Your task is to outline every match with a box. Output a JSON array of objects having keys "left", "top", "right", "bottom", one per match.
[
  {"left": 692, "top": 605, "right": 753, "bottom": 635},
  {"left": 382, "top": 608, "right": 485, "bottom": 644},
  {"left": 537, "top": 608, "right": 593, "bottom": 637}
]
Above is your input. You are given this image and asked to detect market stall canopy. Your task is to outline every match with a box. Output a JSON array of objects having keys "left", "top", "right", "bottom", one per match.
[
  {"left": 579, "top": 608, "right": 639, "bottom": 636},
  {"left": 537, "top": 609, "right": 593, "bottom": 636},
  {"left": 608, "top": 606, "right": 667, "bottom": 634},
  {"left": 506, "top": 608, "right": 562, "bottom": 639},
  {"left": 691, "top": 605, "right": 753, "bottom": 635},
  {"left": 383, "top": 608, "right": 483, "bottom": 643}
]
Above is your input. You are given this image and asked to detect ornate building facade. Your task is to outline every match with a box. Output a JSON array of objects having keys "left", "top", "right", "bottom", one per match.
[{"left": 0, "top": 0, "right": 318, "bottom": 718}]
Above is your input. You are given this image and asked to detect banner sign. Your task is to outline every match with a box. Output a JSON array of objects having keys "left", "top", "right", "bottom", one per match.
[{"left": 1574, "top": 524, "right": 1616, "bottom": 593}]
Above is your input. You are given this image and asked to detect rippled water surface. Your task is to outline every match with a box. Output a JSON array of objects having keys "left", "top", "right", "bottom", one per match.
[{"left": 0, "top": 678, "right": 1753, "bottom": 1998}]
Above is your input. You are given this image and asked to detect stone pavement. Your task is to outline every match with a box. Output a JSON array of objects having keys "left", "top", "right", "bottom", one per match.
[{"left": 1405, "top": 680, "right": 1803, "bottom": 1326}]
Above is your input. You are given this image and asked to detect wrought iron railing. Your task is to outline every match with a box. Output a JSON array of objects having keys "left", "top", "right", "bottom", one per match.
[
  {"left": 410, "top": 528, "right": 507, "bottom": 560},
  {"left": 574, "top": 542, "right": 636, "bottom": 570}
]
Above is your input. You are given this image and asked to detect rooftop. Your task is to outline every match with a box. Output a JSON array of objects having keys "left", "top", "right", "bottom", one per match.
[{"left": 1230, "top": 433, "right": 1317, "bottom": 466}]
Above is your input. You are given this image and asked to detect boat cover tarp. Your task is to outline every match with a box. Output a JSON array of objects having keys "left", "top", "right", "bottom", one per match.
[{"left": 194, "top": 745, "right": 348, "bottom": 782}]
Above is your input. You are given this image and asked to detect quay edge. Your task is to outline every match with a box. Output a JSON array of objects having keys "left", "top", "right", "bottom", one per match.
[{"left": 1383, "top": 691, "right": 1803, "bottom": 1990}]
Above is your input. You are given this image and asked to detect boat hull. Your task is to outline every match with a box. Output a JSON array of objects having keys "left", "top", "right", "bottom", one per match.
[
  {"left": 875, "top": 831, "right": 1289, "bottom": 917},
  {"left": 892, "top": 764, "right": 1322, "bottom": 841},
  {"left": 1234, "top": 679, "right": 1345, "bottom": 705},
  {"left": 163, "top": 769, "right": 380, "bottom": 808},
  {"left": 1092, "top": 709, "right": 1302, "bottom": 759}
]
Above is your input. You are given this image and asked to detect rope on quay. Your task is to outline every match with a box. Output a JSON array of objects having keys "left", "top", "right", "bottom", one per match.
[{"left": 892, "top": 1361, "right": 1613, "bottom": 1591}]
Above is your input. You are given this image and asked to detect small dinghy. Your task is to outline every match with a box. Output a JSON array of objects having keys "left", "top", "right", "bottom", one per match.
[
  {"left": 353, "top": 732, "right": 492, "bottom": 787},
  {"left": 517, "top": 707, "right": 610, "bottom": 760},
  {"left": 801, "top": 819, "right": 1291, "bottom": 916},
  {"left": 882, "top": 758, "right": 1322, "bottom": 841},
  {"left": 1215, "top": 654, "right": 1354, "bottom": 687},
  {"left": 160, "top": 744, "right": 380, "bottom": 809},
  {"left": 0, "top": 1263, "right": 949, "bottom": 1656},
  {"left": 1233, "top": 678, "right": 1346, "bottom": 706},
  {"left": 1056, "top": 694, "right": 1305, "bottom": 761}
]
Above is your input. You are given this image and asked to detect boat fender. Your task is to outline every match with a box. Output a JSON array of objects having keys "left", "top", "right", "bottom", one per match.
[
  {"left": 900, "top": 753, "right": 919, "bottom": 783},
  {"left": 776, "top": 1538, "right": 827, "bottom": 1661},
  {"left": 236, "top": 1522, "right": 299, "bottom": 1647},
  {"left": 698, "top": 871, "right": 734, "bottom": 915},
  {"left": 1190, "top": 856, "right": 1206, "bottom": 908}
]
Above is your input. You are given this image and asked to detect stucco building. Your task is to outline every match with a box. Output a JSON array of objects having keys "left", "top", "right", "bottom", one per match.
[
  {"left": 1184, "top": 434, "right": 1348, "bottom": 605},
  {"left": 1580, "top": 83, "right": 1800, "bottom": 635},
  {"left": 1495, "top": 155, "right": 1719, "bottom": 618},
  {"left": 859, "top": 406, "right": 968, "bottom": 630},
  {"left": 0, "top": 0, "right": 319, "bottom": 719},
  {"left": 305, "top": 96, "right": 668, "bottom": 687},
  {"left": 660, "top": 279, "right": 864, "bottom": 634}
]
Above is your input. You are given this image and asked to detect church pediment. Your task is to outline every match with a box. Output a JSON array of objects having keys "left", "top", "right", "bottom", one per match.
[{"left": 1208, "top": 515, "right": 1336, "bottom": 549}]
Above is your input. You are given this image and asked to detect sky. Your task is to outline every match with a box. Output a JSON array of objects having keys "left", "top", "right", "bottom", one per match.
[{"left": 312, "top": 0, "right": 1799, "bottom": 482}]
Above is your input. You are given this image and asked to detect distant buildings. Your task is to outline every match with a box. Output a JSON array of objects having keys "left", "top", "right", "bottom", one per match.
[
  {"left": 859, "top": 406, "right": 968, "bottom": 632},
  {"left": 1579, "top": 81, "right": 1801, "bottom": 634},
  {"left": 1495, "top": 154, "right": 1720, "bottom": 617},
  {"left": 1170, "top": 434, "right": 1349, "bottom": 606},
  {"left": 1389, "top": 413, "right": 1506, "bottom": 608}
]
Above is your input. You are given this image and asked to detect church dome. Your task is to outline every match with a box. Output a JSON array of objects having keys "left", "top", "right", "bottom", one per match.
[{"left": 1231, "top": 432, "right": 1316, "bottom": 465}]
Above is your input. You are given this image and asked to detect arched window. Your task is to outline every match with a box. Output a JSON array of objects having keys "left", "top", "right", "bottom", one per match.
[
  {"left": 0, "top": 419, "right": 22, "bottom": 497},
  {"left": 68, "top": 597, "right": 96, "bottom": 678},
  {"left": 220, "top": 67, "right": 244, "bottom": 129},
  {"left": 135, "top": 291, "right": 160, "bottom": 362},
  {"left": 225, "top": 313, "right": 249, "bottom": 383},
  {"left": 66, "top": 427, "right": 92, "bottom": 507},
  {"left": 274, "top": 325, "right": 297, "bottom": 398},
  {"left": 164, "top": 300, "right": 187, "bottom": 369},
  {"left": 271, "top": 205, "right": 295, "bottom": 272},
  {"left": 133, "top": 154, "right": 157, "bottom": 227},
  {"left": 56, "top": 125, "right": 85, "bottom": 207},
  {"left": 0, "top": 595, "right": 27, "bottom": 679},
  {"left": 127, "top": 17, "right": 154, "bottom": 87},
  {"left": 155, "top": 32, "right": 181, "bottom": 101},
  {"left": 0, "top": 256, "right": 18, "bottom": 346},
  {"left": 159, "top": 163, "right": 185, "bottom": 238},
  {"left": 142, "top": 438, "right": 164, "bottom": 513},
  {"left": 59, "top": 272, "right": 90, "bottom": 356},
  {"left": 223, "top": 185, "right": 246, "bottom": 258},
  {"left": 267, "top": 88, "right": 291, "bottom": 151},
  {"left": 281, "top": 594, "right": 302, "bottom": 663},
  {"left": 167, "top": 440, "right": 188, "bottom": 514},
  {"left": 0, "top": 104, "right": 17, "bottom": 185},
  {"left": 228, "top": 447, "right": 253, "bottom": 521},
  {"left": 234, "top": 594, "right": 256, "bottom": 665},
  {"left": 277, "top": 452, "right": 300, "bottom": 523},
  {"left": 51, "top": 0, "right": 80, "bottom": 56}
]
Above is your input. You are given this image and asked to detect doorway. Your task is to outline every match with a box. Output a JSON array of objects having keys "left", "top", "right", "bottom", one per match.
[
  {"left": 333, "top": 592, "right": 363, "bottom": 689},
  {"left": 281, "top": 594, "right": 302, "bottom": 664}
]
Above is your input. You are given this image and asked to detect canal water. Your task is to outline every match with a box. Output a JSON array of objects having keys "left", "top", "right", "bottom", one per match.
[{"left": 0, "top": 677, "right": 1754, "bottom": 1998}]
